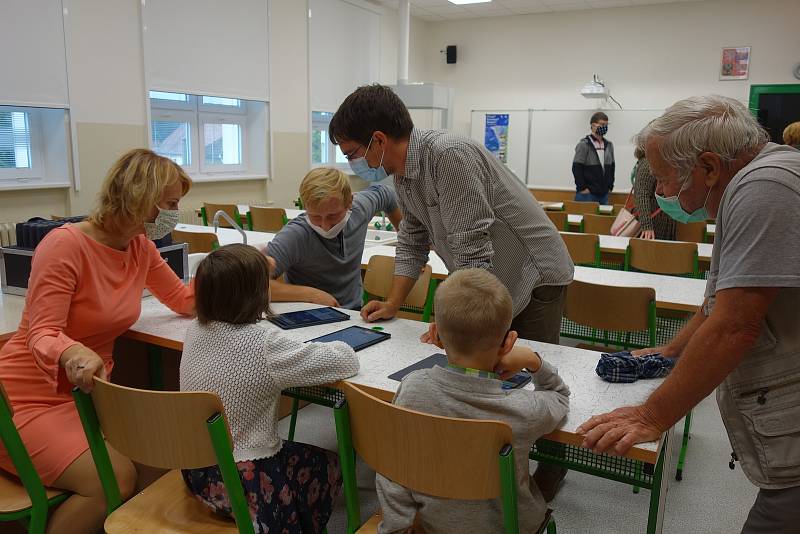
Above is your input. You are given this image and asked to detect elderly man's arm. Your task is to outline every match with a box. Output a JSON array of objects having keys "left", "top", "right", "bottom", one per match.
[
  {"left": 577, "top": 286, "right": 778, "bottom": 456},
  {"left": 632, "top": 301, "right": 707, "bottom": 358}
]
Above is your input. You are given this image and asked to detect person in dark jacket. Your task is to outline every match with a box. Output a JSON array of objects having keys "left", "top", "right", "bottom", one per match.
[{"left": 572, "top": 111, "right": 615, "bottom": 204}]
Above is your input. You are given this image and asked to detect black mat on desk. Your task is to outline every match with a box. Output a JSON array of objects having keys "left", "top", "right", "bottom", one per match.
[{"left": 388, "top": 353, "right": 448, "bottom": 382}]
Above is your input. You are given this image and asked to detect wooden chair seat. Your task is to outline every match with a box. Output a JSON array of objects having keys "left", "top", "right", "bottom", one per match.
[
  {"left": 355, "top": 512, "right": 383, "bottom": 533},
  {"left": 104, "top": 470, "right": 238, "bottom": 533},
  {"left": 0, "top": 470, "right": 65, "bottom": 514}
]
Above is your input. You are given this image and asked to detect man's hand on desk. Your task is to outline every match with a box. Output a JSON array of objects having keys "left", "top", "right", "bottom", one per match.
[
  {"left": 361, "top": 300, "right": 399, "bottom": 322},
  {"left": 576, "top": 405, "right": 664, "bottom": 456}
]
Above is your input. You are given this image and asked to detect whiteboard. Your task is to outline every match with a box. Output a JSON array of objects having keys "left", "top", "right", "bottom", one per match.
[
  {"left": 527, "top": 109, "right": 663, "bottom": 192},
  {"left": 469, "top": 110, "right": 530, "bottom": 182}
]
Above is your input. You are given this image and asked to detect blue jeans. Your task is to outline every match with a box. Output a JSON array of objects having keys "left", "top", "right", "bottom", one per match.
[{"left": 575, "top": 191, "right": 609, "bottom": 205}]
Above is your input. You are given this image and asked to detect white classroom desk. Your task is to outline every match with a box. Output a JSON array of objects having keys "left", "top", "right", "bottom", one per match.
[
  {"left": 128, "top": 299, "right": 664, "bottom": 461},
  {"left": 562, "top": 232, "right": 714, "bottom": 262},
  {"left": 567, "top": 214, "right": 715, "bottom": 236},
  {"left": 361, "top": 245, "right": 705, "bottom": 312}
]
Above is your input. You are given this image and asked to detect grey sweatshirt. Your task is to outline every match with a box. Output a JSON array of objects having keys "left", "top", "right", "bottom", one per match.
[{"left": 376, "top": 360, "right": 570, "bottom": 534}]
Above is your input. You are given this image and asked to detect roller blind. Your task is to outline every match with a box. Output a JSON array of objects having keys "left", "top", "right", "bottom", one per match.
[
  {"left": 0, "top": 0, "right": 69, "bottom": 108},
  {"left": 142, "top": 0, "right": 270, "bottom": 101},
  {"left": 309, "top": 0, "right": 380, "bottom": 113}
]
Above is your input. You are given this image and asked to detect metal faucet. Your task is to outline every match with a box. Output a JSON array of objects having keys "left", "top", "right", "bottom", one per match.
[{"left": 212, "top": 210, "right": 247, "bottom": 245}]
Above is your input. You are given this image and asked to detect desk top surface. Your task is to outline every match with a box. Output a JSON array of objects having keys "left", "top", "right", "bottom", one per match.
[{"left": 129, "top": 298, "right": 663, "bottom": 460}]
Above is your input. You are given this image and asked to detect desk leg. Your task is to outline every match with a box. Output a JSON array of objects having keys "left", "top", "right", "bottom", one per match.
[
  {"left": 422, "top": 279, "right": 439, "bottom": 323},
  {"left": 147, "top": 345, "right": 164, "bottom": 391},
  {"left": 334, "top": 400, "right": 360, "bottom": 534},
  {"left": 647, "top": 427, "right": 675, "bottom": 534}
]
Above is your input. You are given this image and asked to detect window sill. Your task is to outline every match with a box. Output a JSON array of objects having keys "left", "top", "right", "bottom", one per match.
[
  {"left": 188, "top": 174, "right": 269, "bottom": 184},
  {"left": 0, "top": 181, "right": 72, "bottom": 192}
]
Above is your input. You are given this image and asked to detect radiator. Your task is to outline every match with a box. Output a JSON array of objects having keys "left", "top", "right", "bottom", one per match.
[
  {"left": 179, "top": 209, "right": 203, "bottom": 224},
  {"left": 0, "top": 222, "right": 17, "bottom": 246}
]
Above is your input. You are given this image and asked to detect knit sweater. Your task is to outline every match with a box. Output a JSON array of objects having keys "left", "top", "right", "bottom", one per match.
[{"left": 180, "top": 320, "right": 359, "bottom": 462}]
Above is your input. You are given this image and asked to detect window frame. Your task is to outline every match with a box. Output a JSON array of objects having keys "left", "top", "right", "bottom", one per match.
[
  {"left": 0, "top": 106, "right": 45, "bottom": 182},
  {"left": 150, "top": 109, "right": 199, "bottom": 173},
  {"left": 198, "top": 112, "right": 247, "bottom": 174},
  {"left": 311, "top": 110, "right": 349, "bottom": 169}
]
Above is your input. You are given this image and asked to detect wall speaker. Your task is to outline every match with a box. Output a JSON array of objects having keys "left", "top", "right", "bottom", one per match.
[{"left": 446, "top": 45, "right": 457, "bottom": 64}]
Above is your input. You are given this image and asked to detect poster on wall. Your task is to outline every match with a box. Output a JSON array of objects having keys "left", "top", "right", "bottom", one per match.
[
  {"left": 720, "top": 46, "right": 750, "bottom": 80},
  {"left": 484, "top": 114, "right": 509, "bottom": 163}
]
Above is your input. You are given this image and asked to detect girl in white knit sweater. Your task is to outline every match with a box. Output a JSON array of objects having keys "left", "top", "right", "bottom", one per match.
[{"left": 179, "top": 244, "right": 359, "bottom": 533}]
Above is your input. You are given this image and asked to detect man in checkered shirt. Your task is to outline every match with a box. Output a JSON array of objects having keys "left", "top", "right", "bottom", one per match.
[{"left": 330, "top": 84, "right": 574, "bottom": 500}]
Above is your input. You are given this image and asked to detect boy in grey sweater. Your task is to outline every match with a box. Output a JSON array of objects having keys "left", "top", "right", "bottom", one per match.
[{"left": 376, "top": 269, "right": 570, "bottom": 534}]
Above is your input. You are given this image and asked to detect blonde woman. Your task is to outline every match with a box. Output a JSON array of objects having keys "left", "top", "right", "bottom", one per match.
[
  {"left": 784, "top": 121, "right": 800, "bottom": 150},
  {"left": 266, "top": 167, "right": 401, "bottom": 309},
  {"left": 0, "top": 148, "right": 195, "bottom": 532}
]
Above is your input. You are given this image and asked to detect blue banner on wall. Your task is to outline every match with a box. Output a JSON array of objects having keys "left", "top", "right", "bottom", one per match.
[{"left": 484, "top": 113, "right": 509, "bottom": 163}]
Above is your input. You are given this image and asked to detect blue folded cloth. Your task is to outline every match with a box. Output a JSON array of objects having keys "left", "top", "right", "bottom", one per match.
[{"left": 595, "top": 351, "right": 675, "bottom": 383}]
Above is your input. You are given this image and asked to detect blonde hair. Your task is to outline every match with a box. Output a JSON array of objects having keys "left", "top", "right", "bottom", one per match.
[
  {"left": 299, "top": 167, "right": 352, "bottom": 208},
  {"left": 784, "top": 122, "right": 800, "bottom": 147},
  {"left": 89, "top": 149, "right": 192, "bottom": 232},
  {"left": 434, "top": 269, "right": 513, "bottom": 355}
]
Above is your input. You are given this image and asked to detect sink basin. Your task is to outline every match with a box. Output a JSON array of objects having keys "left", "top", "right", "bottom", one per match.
[{"left": 365, "top": 229, "right": 398, "bottom": 247}]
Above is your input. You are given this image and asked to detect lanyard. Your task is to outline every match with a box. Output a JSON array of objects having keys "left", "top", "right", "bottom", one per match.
[{"left": 446, "top": 364, "right": 499, "bottom": 379}]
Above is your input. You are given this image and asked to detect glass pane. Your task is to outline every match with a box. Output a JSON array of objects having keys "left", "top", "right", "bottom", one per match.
[
  {"left": 149, "top": 91, "right": 189, "bottom": 102},
  {"left": 151, "top": 120, "right": 191, "bottom": 166},
  {"left": 0, "top": 111, "right": 32, "bottom": 169},
  {"left": 335, "top": 144, "right": 348, "bottom": 164},
  {"left": 311, "top": 128, "right": 326, "bottom": 164},
  {"left": 202, "top": 96, "right": 241, "bottom": 107},
  {"left": 204, "top": 123, "right": 242, "bottom": 165},
  {"left": 312, "top": 111, "right": 333, "bottom": 121}
]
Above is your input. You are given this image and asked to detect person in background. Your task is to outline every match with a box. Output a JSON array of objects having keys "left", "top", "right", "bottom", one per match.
[
  {"left": 577, "top": 95, "right": 800, "bottom": 534},
  {"left": 572, "top": 111, "right": 615, "bottom": 204},
  {"left": 783, "top": 121, "right": 800, "bottom": 149},
  {"left": 265, "top": 167, "right": 401, "bottom": 310},
  {"left": 632, "top": 145, "right": 676, "bottom": 240},
  {"left": 329, "top": 84, "right": 573, "bottom": 500},
  {"left": 181, "top": 244, "right": 359, "bottom": 533},
  {"left": 0, "top": 149, "right": 195, "bottom": 533},
  {"left": 376, "top": 269, "right": 570, "bottom": 534}
]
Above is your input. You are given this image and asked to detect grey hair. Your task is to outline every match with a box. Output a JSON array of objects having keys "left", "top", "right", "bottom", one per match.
[{"left": 635, "top": 95, "right": 769, "bottom": 182}]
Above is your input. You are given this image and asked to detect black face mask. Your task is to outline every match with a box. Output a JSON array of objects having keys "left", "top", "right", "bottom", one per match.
[{"left": 595, "top": 124, "right": 608, "bottom": 136}]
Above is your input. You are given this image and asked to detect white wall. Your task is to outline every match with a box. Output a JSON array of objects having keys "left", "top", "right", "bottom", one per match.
[{"left": 420, "top": 0, "right": 800, "bottom": 140}]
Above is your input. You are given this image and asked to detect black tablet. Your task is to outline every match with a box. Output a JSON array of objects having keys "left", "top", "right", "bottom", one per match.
[
  {"left": 268, "top": 307, "right": 350, "bottom": 330},
  {"left": 306, "top": 325, "right": 391, "bottom": 352},
  {"left": 388, "top": 353, "right": 532, "bottom": 389}
]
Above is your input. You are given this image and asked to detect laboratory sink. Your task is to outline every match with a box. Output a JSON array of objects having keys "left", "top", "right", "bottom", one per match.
[{"left": 364, "top": 229, "right": 398, "bottom": 247}]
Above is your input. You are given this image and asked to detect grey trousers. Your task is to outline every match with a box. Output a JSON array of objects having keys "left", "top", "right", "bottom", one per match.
[
  {"left": 741, "top": 485, "right": 800, "bottom": 534},
  {"left": 510, "top": 284, "right": 567, "bottom": 344}
]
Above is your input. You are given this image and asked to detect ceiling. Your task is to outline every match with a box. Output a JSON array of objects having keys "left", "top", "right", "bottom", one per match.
[{"left": 369, "top": 0, "right": 706, "bottom": 21}]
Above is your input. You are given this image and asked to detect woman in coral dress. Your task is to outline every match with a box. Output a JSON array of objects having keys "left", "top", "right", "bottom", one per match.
[{"left": 0, "top": 149, "right": 195, "bottom": 533}]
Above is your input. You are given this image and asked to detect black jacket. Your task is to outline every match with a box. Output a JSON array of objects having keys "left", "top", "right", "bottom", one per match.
[{"left": 571, "top": 135, "right": 615, "bottom": 195}]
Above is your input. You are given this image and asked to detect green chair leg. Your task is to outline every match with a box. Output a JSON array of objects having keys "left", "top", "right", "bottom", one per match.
[
  {"left": 498, "top": 445, "right": 519, "bottom": 534},
  {"left": 547, "top": 518, "right": 557, "bottom": 534},
  {"left": 676, "top": 410, "right": 693, "bottom": 481},
  {"left": 333, "top": 400, "right": 361, "bottom": 534},
  {"left": 287, "top": 398, "right": 300, "bottom": 441}
]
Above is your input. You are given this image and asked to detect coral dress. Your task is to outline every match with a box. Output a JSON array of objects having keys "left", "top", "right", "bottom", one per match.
[{"left": 0, "top": 224, "right": 194, "bottom": 485}]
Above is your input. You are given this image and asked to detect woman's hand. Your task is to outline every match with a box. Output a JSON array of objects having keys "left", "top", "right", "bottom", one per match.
[
  {"left": 59, "top": 344, "right": 107, "bottom": 393},
  {"left": 640, "top": 229, "right": 655, "bottom": 240}
]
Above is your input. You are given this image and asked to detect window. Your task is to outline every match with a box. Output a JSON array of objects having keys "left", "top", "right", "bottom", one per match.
[
  {"left": 0, "top": 106, "right": 70, "bottom": 189},
  {"left": 149, "top": 91, "right": 267, "bottom": 180},
  {"left": 0, "top": 107, "right": 42, "bottom": 181},
  {"left": 312, "top": 111, "right": 348, "bottom": 167}
]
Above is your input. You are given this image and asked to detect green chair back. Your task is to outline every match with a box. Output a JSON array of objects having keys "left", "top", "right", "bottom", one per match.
[
  {"left": 0, "top": 381, "right": 68, "bottom": 534},
  {"left": 72, "top": 379, "right": 255, "bottom": 534}
]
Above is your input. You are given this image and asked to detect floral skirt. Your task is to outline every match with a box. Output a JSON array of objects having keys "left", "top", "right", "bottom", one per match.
[{"left": 182, "top": 440, "right": 342, "bottom": 534}]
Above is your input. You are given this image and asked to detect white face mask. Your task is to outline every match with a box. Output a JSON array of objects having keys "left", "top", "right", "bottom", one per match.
[
  {"left": 144, "top": 206, "right": 180, "bottom": 240},
  {"left": 308, "top": 210, "right": 351, "bottom": 239}
]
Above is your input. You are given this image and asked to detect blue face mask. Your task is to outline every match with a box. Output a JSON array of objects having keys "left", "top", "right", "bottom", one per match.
[
  {"left": 348, "top": 137, "right": 389, "bottom": 182},
  {"left": 655, "top": 180, "right": 713, "bottom": 224},
  {"left": 595, "top": 124, "right": 608, "bottom": 136}
]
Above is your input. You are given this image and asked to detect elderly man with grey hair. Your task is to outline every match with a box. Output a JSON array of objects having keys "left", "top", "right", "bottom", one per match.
[{"left": 577, "top": 95, "right": 800, "bottom": 533}]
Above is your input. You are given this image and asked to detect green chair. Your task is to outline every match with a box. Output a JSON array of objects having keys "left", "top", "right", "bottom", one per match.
[
  {"left": 247, "top": 206, "right": 288, "bottom": 232},
  {"left": 201, "top": 203, "right": 247, "bottom": 230},
  {"left": 0, "top": 381, "right": 69, "bottom": 534},
  {"left": 560, "top": 232, "right": 600, "bottom": 267},
  {"left": 546, "top": 211, "right": 569, "bottom": 232},
  {"left": 624, "top": 238, "right": 700, "bottom": 279},
  {"left": 72, "top": 378, "right": 255, "bottom": 533},
  {"left": 333, "top": 381, "right": 556, "bottom": 534},
  {"left": 362, "top": 255, "right": 435, "bottom": 323}
]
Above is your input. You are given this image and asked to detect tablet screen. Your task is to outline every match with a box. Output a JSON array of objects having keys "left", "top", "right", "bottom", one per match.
[
  {"left": 269, "top": 307, "right": 349, "bottom": 329},
  {"left": 307, "top": 326, "right": 391, "bottom": 352}
]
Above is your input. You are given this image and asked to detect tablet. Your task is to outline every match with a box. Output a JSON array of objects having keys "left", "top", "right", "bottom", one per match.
[
  {"left": 268, "top": 307, "right": 350, "bottom": 330},
  {"left": 306, "top": 325, "right": 391, "bottom": 352}
]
